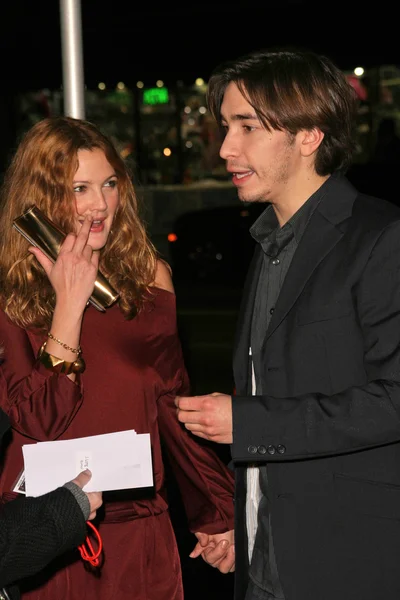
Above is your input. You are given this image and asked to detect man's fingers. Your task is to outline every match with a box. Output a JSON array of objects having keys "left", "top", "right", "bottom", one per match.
[
  {"left": 175, "top": 395, "right": 204, "bottom": 411},
  {"left": 177, "top": 410, "right": 206, "bottom": 425},
  {"left": 203, "top": 539, "right": 229, "bottom": 566},
  {"left": 195, "top": 532, "right": 209, "bottom": 547},
  {"left": 203, "top": 542, "right": 235, "bottom": 573},
  {"left": 71, "top": 469, "right": 92, "bottom": 488},
  {"left": 215, "top": 545, "right": 235, "bottom": 574}
]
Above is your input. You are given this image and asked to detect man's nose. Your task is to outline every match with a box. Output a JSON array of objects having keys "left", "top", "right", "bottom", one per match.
[{"left": 219, "top": 132, "right": 238, "bottom": 160}]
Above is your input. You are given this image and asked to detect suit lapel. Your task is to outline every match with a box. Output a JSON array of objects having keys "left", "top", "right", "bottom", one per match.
[
  {"left": 233, "top": 246, "right": 263, "bottom": 390},
  {"left": 232, "top": 175, "right": 358, "bottom": 387},
  {"left": 266, "top": 176, "right": 357, "bottom": 340}
]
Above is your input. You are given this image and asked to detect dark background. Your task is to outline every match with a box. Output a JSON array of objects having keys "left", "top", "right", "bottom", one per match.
[{"left": 2, "top": 1, "right": 400, "bottom": 90}]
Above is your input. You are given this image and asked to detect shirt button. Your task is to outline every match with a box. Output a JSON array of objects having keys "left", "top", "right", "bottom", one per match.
[
  {"left": 269, "top": 307, "right": 275, "bottom": 314},
  {"left": 272, "top": 258, "right": 280, "bottom": 265},
  {"left": 248, "top": 445, "right": 258, "bottom": 454},
  {"left": 277, "top": 444, "right": 286, "bottom": 454},
  {"left": 267, "top": 445, "right": 276, "bottom": 455}
]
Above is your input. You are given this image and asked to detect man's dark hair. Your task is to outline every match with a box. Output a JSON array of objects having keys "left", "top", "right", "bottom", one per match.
[{"left": 207, "top": 48, "right": 359, "bottom": 175}]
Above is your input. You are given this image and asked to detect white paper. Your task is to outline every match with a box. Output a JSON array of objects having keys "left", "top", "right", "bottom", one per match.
[{"left": 22, "top": 429, "right": 153, "bottom": 497}]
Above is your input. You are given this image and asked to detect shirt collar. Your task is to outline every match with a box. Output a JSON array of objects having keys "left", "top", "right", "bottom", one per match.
[{"left": 250, "top": 174, "right": 335, "bottom": 257}]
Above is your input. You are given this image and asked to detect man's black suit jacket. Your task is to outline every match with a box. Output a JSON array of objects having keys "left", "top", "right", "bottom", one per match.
[{"left": 231, "top": 175, "right": 400, "bottom": 600}]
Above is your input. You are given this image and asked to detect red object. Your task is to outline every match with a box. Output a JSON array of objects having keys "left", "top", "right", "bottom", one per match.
[
  {"left": 346, "top": 75, "right": 368, "bottom": 101},
  {"left": 78, "top": 521, "right": 103, "bottom": 567}
]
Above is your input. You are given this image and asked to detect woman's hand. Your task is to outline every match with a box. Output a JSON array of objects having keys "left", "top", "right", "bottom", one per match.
[
  {"left": 190, "top": 530, "right": 235, "bottom": 573},
  {"left": 29, "top": 216, "right": 99, "bottom": 316}
]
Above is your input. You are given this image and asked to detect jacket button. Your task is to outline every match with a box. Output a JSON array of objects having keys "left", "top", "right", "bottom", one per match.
[
  {"left": 257, "top": 445, "right": 267, "bottom": 455},
  {"left": 267, "top": 445, "right": 276, "bottom": 455},
  {"left": 277, "top": 444, "right": 286, "bottom": 454},
  {"left": 248, "top": 445, "right": 258, "bottom": 454}
]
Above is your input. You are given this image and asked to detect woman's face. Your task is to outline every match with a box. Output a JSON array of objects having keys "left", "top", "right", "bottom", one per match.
[{"left": 72, "top": 148, "right": 120, "bottom": 251}]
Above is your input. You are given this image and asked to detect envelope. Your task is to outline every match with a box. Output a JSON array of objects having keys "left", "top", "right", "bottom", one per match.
[{"left": 22, "top": 429, "right": 153, "bottom": 496}]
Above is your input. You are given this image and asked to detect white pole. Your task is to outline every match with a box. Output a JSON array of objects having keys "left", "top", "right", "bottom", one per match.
[{"left": 59, "top": 0, "right": 85, "bottom": 118}]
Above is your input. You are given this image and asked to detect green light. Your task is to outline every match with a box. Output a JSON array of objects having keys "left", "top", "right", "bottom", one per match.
[{"left": 143, "top": 87, "right": 169, "bottom": 105}]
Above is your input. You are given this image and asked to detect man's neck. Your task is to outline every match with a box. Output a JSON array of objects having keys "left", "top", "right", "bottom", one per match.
[{"left": 272, "top": 173, "right": 331, "bottom": 227}]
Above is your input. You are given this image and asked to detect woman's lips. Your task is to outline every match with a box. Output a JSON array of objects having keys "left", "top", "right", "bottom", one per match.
[
  {"left": 78, "top": 219, "right": 106, "bottom": 233},
  {"left": 89, "top": 220, "right": 105, "bottom": 233}
]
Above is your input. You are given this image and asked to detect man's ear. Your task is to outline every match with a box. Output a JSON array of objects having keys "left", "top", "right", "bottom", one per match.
[{"left": 299, "top": 128, "right": 325, "bottom": 157}]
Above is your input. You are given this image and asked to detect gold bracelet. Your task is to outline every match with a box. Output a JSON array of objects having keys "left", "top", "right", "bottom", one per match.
[
  {"left": 38, "top": 342, "right": 86, "bottom": 375},
  {"left": 47, "top": 332, "right": 81, "bottom": 355}
]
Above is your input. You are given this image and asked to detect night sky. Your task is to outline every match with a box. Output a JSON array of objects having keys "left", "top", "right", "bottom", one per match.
[{"left": 2, "top": 1, "right": 399, "bottom": 91}]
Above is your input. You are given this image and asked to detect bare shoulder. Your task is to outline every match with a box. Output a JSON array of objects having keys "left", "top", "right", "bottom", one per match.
[{"left": 151, "top": 259, "right": 175, "bottom": 294}]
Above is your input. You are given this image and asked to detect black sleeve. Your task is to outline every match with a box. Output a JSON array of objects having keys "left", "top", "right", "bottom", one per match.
[{"left": 0, "top": 487, "right": 87, "bottom": 588}]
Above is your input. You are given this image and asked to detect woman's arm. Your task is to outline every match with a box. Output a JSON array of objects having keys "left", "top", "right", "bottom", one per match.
[
  {"left": 0, "top": 218, "right": 99, "bottom": 439},
  {"left": 30, "top": 216, "right": 99, "bottom": 383}
]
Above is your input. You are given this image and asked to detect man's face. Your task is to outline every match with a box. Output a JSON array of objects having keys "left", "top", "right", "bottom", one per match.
[{"left": 219, "top": 82, "right": 302, "bottom": 205}]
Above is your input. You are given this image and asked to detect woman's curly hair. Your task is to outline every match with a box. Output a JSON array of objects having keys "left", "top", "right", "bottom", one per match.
[{"left": 0, "top": 116, "right": 158, "bottom": 330}]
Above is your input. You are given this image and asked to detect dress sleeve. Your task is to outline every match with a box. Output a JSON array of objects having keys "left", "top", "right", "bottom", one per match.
[
  {"left": 0, "top": 310, "right": 83, "bottom": 440},
  {"left": 156, "top": 331, "right": 235, "bottom": 535},
  {"left": 0, "top": 486, "right": 87, "bottom": 588}
]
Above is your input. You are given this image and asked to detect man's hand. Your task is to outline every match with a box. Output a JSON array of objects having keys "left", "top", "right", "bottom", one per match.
[
  {"left": 71, "top": 469, "right": 103, "bottom": 521},
  {"left": 175, "top": 393, "right": 233, "bottom": 444},
  {"left": 190, "top": 530, "right": 235, "bottom": 574}
]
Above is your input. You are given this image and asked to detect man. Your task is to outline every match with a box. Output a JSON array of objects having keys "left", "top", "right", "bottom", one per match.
[
  {"left": 0, "top": 405, "right": 102, "bottom": 600},
  {"left": 175, "top": 48, "right": 400, "bottom": 600}
]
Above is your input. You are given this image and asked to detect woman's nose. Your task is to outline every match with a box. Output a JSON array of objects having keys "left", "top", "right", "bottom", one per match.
[{"left": 88, "top": 189, "right": 107, "bottom": 212}]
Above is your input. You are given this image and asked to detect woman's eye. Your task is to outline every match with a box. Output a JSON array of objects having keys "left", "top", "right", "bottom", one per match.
[
  {"left": 73, "top": 185, "right": 85, "bottom": 193},
  {"left": 105, "top": 179, "right": 118, "bottom": 188}
]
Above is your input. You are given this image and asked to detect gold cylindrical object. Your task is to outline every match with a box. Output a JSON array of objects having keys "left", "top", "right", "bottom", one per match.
[{"left": 13, "top": 205, "right": 119, "bottom": 312}]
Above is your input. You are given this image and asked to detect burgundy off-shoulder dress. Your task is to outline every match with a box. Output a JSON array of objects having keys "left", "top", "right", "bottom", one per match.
[{"left": 0, "top": 288, "right": 235, "bottom": 599}]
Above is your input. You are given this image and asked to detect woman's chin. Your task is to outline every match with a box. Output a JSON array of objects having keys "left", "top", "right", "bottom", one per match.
[{"left": 88, "top": 233, "right": 109, "bottom": 252}]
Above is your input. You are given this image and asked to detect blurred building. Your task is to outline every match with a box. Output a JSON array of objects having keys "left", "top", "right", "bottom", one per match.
[
  {"left": 5, "top": 64, "right": 400, "bottom": 187},
  {"left": 6, "top": 77, "right": 226, "bottom": 188},
  {"left": 2, "top": 64, "right": 400, "bottom": 263}
]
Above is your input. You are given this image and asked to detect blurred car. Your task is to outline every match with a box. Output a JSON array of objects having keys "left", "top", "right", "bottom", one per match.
[
  {"left": 167, "top": 164, "right": 400, "bottom": 289},
  {"left": 168, "top": 202, "right": 267, "bottom": 287}
]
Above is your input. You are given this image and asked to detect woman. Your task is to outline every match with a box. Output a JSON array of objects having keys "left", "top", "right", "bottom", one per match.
[{"left": 0, "top": 116, "right": 234, "bottom": 600}]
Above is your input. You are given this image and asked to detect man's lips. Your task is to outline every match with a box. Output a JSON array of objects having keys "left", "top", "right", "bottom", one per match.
[{"left": 228, "top": 170, "right": 254, "bottom": 184}]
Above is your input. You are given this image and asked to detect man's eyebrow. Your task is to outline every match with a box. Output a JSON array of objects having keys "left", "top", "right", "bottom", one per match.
[{"left": 220, "top": 112, "right": 259, "bottom": 122}]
